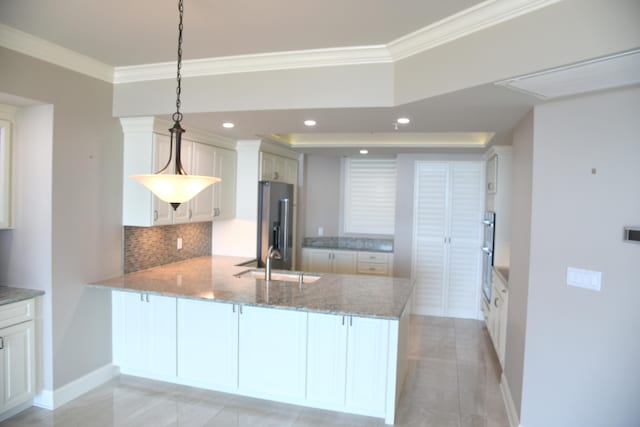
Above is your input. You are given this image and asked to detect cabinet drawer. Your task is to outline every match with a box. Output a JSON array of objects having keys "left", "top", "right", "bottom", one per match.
[
  {"left": 0, "top": 298, "right": 35, "bottom": 329},
  {"left": 357, "top": 252, "right": 388, "bottom": 264},
  {"left": 357, "top": 262, "right": 388, "bottom": 276}
]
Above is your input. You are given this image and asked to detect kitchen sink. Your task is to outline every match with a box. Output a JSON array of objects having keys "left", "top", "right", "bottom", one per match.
[{"left": 235, "top": 269, "right": 322, "bottom": 283}]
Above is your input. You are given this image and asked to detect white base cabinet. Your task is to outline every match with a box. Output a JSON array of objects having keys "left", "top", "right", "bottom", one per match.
[
  {"left": 486, "top": 272, "right": 508, "bottom": 366},
  {"left": 238, "top": 305, "right": 307, "bottom": 399},
  {"left": 0, "top": 299, "right": 36, "bottom": 417},
  {"left": 112, "top": 291, "right": 176, "bottom": 378},
  {"left": 112, "top": 292, "right": 407, "bottom": 424},
  {"left": 177, "top": 299, "right": 238, "bottom": 390},
  {"left": 306, "top": 312, "right": 389, "bottom": 416}
]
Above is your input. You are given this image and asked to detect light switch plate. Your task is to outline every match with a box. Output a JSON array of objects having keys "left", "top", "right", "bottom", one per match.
[{"left": 567, "top": 267, "right": 602, "bottom": 292}]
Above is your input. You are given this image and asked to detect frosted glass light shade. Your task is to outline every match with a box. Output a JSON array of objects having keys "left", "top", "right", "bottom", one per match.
[{"left": 131, "top": 174, "right": 221, "bottom": 204}]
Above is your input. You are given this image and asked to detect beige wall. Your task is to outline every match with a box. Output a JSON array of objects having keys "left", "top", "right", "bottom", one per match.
[
  {"left": 503, "top": 111, "right": 534, "bottom": 418},
  {"left": 0, "top": 47, "right": 123, "bottom": 391},
  {"left": 519, "top": 86, "right": 640, "bottom": 426},
  {"left": 303, "top": 154, "right": 341, "bottom": 237}
]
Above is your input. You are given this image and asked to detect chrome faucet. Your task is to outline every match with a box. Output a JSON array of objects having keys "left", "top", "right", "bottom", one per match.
[{"left": 265, "top": 245, "right": 282, "bottom": 281}]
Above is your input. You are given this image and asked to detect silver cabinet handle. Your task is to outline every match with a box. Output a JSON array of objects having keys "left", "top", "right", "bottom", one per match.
[
  {"left": 342, "top": 316, "right": 345, "bottom": 326},
  {"left": 494, "top": 297, "right": 500, "bottom": 308},
  {"left": 239, "top": 305, "right": 243, "bottom": 315},
  {"left": 0, "top": 337, "right": 3, "bottom": 350},
  {"left": 153, "top": 210, "right": 159, "bottom": 221},
  {"left": 146, "top": 294, "right": 150, "bottom": 303},
  {"left": 188, "top": 209, "right": 193, "bottom": 220},
  {"left": 140, "top": 293, "right": 144, "bottom": 302},
  {"left": 232, "top": 304, "right": 236, "bottom": 313}
]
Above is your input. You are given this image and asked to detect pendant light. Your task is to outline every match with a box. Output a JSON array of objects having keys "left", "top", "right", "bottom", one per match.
[{"left": 131, "top": 0, "right": 220, "bottom": 211}]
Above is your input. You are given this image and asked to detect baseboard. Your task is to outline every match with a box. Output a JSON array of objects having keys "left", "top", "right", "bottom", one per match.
[
  {"left": 33, "top": 364, "right": 119, "bottom": 410},
  {"left": 500, "top": 372, "right": 522, "bottom": 427}
]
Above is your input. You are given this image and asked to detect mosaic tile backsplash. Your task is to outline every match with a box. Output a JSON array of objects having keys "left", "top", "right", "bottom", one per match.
[{"left": 124, "top": 222, "right": 212, "bottom": 273}]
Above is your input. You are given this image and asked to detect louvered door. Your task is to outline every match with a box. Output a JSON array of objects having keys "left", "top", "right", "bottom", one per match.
[{"left": 412, "top": 161, "right": 483, "bottom": 319}]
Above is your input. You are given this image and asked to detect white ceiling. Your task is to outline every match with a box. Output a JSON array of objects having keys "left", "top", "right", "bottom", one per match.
[
  {"left": 1, "top": 0, "right": 635, "bottom": 153},
  {"left": 0, "top": 0, "right": 484, "bottom": 66}
]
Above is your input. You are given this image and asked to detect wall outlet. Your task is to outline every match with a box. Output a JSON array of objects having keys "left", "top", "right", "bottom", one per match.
[
  {"left": 177, "top": 237, "right": 183, "bottom": 250},
  {"left": 567, "top": 267, "right": 601, "bottom": 292}
]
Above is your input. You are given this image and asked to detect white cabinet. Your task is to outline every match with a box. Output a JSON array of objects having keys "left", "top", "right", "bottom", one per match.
[
  {"left": 306, "top": 312, "right": 389, "bottom": 416},
  {"left": 260, "top": 152, "right": 297, "bottom": 185},
  {"left": 213, "top": 147, "right": 237, "bottom": 220},
  {"left": 0, "top": 299, "right": 35, "bottom": 415},
  {"left": 177, "top": 299, "right": 238, "bottom": 389},
  {"left": 0, "top": 116, "right": 13, "bottom": 229},
  {"left": 121, "top": 117, "right": 237, "bottom": 226},
  {"left": 238, "top": 305, "right": 307, "bottom": 399},
  {"left": 112, "top": 291, "right": 176, "bottom": 378},
  {"left": 412, "top": 161, "right": 483, "bottom": 319},
  {"left": 487, "top": 272, "right": 508, "bottom": 366},
  {"left": 302, "top": 249, "right": 357, "bottom": 274},
  {"left": 303, "top": 249, "right": 394, "bottom": 276},
  {"left": 356, "top": 251, "right": 393, "bottom": 276}
]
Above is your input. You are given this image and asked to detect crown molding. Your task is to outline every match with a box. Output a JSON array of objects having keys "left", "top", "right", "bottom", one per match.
[
  {"left": 113, "top": 45, "right": 391, "bottom": 83},
  {"left": 388, "top": 0, "right": 563, "bottom": 60},
  {"left": 2, "top": 0, "right": 561, "bottom": 84},
  {"left": 0, "top": 23, "right": 113, "bottom": 83}
]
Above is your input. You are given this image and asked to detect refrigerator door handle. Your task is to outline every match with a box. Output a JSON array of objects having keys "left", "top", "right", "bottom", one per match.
[{"left": 280, "top": 198, "right": 290, "bottom": 261}]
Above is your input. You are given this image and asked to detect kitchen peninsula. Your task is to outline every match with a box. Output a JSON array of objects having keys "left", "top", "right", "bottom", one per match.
[{"left": 91, "top": 255, "right": 414, "bottom": 424}]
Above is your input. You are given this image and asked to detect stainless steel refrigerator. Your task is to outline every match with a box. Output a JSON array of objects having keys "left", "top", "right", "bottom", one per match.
[{"left": 257, "top": 181, "right": 294, "bottom": 270}]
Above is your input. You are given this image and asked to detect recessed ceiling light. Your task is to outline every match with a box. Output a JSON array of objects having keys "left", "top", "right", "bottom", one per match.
[
  {"left": 359, "top": 149, "right": 369, "bottom": 155},
  {"left": 222, "top": 122, "right": 234, "bottom": 128},
  {"left": 304, "top": 119, "right": 316, "bottom": 126},
  {"left": 397, "top": 117, "right": 410, "bottom": 124}
]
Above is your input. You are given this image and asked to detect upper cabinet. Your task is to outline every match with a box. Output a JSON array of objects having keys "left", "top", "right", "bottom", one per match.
[
  {"left": 260, "top": 151, "right": 298, "bottom": 185},
  {"left": 0, "top": 106, "right": 17, "bottom": 230},
  {"left": 121, "top": 117, "right": 237, "bottom": 227}
]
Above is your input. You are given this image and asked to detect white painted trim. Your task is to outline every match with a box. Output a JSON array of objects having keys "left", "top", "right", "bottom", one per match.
[
  {"left": 0, "top": 23, "right": 113, "bottom": 83},
  {"left": 33, "top": 364, "right": 119, "bottom": 410},
  {"left": 0, "top": 104, "right": 19, "bottom": 122},
  {"left": 114, "top": 45, "right": 392, "bottom": 83},
  {"left": 388, "top": 0, "right": 563, "bottom": 60},
  {"left": 500, "top": 372, "right": 522, "bottom": 427},
  {"left": 0, "top": 1, "right": 562, "bottom": 84}
]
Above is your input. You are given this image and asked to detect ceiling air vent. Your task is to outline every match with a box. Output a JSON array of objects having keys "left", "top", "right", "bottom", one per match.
[{"left": 496, "top": 49, "right": 640, "bottom": 99}]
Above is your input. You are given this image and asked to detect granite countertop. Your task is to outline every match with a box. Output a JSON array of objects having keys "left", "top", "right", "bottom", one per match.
[
  {"left": 90, "top": 256, "right": 414, "bottom": 320},
  {"left": 303, "top": 237, "right": 394, "bottom": 253},
  {"left": 0, "top": 286, "right": 45, "bottom": 306},
  {"left": 494, "top": 266, "right": 509, "bottom": 285}
]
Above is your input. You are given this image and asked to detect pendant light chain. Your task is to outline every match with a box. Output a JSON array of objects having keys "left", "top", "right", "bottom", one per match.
[{"left": 173, "top": 0, "right": 184, "bottom": 123}]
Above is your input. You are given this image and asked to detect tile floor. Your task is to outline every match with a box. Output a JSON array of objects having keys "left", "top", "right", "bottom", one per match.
[{"left": 0, "top": 315, "right": 510, "bottom": 427}]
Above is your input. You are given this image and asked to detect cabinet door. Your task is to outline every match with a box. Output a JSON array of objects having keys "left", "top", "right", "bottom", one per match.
[
  {"left": 238, "top": 305, "right": 307, "bottom": 399},
  {"left": 306, "top": 312, "right": 348, "bottom": 406},
  {"left": 446, "top": 162, "right": 483, "bottom": 318},
  {"left": 260, "top": 152, "right": 276, "bottom": 181},
  {"left": 345, "top": 316, "right": 389, "bottom": 415},
  {"left": 213, "top": 147, "right": 236, "bottom": 220},
  {"left": 0, "top": 320, "right": 35, "bottom": 411},
  {"left": 284, "top": 158, "right": 298, "bottom": 185},
  {"left": 152, "top": 134, "right": 174, "bottom": 225},
  {"left": 189, "top": 142, "right": 216, "bottom": 222},
  {"left": 303, "top": 249, "right": 333, "bottom": 273},
  {"left": 177, "top": 299, "right": 238, "bottom": 389},
  {"left": 117, "top": 291, "right": 177, "bottom": 377},
  {"left": 413, "top": 163, "right": 448, "bottom": 316},
  {"left": 333, "top": 250, "right": 357, "bottom": 274}
]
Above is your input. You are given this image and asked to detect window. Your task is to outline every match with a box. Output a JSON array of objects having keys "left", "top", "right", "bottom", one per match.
[{"left": 343, "top": 157, "right": 396, "bottom": 235}]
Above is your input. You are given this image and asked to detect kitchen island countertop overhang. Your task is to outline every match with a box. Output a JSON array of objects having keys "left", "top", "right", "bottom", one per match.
[{"left": 89, "top": 255, "right": 414, "bottom": 320}]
